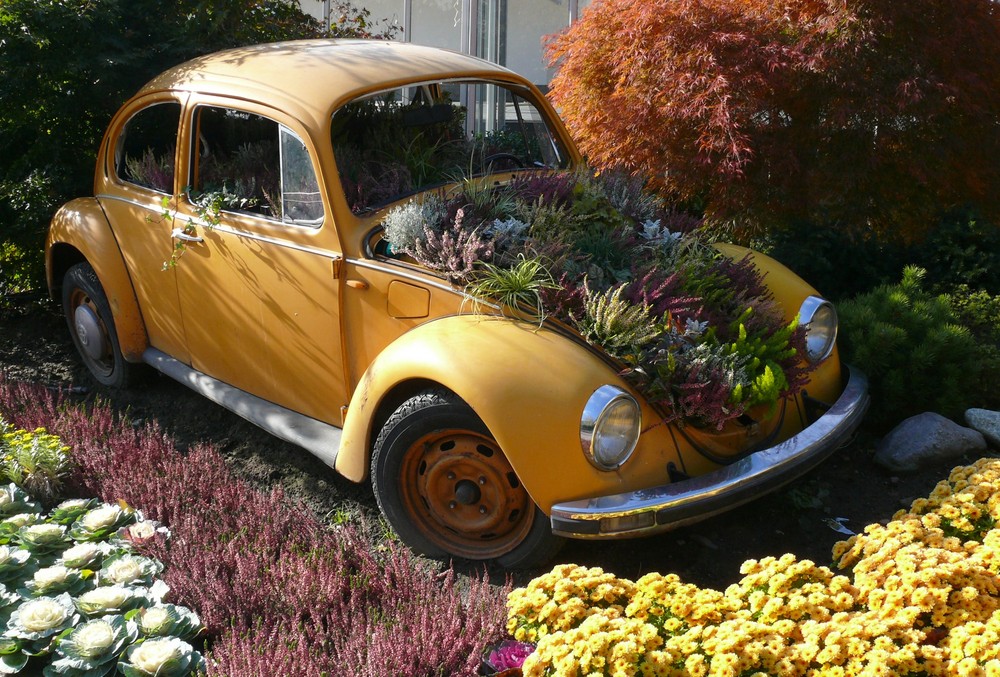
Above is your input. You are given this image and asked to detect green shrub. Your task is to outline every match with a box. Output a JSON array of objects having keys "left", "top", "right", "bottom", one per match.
[
  {"left": 838, "top": 266, "right": 997, "bottom": 430},
  {"left": 910, "top": 209, "right": 1000, "bottom": 295}
]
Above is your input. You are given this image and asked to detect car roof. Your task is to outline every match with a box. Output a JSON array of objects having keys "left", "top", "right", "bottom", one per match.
[{"left": 138, "top": 39, "right": 521, "bottom": 123}]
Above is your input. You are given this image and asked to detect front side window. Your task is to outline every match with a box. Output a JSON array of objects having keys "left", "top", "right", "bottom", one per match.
[
  {"left": 116, "top": 102, "right": 180, "bottom": 193},
  {"left": 332, "top": 80, "right": 570, "bottom": 214},
  {"left": 189, "top": 106, "right": 323, "bottom": 226}
]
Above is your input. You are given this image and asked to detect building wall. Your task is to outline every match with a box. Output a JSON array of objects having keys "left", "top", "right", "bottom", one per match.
[{"left": 299, "top": 0, "right": 591, "bottom": 87}]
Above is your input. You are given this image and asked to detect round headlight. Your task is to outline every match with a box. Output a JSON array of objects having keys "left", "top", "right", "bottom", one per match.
[
  {"left": 799, "top": 296, "right": 838, "bottom": 363},
  {"left": 580, "top": 386, "right": 641, "bottom": 470}
]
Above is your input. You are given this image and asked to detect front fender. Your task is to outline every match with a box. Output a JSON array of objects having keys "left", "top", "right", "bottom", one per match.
[
  {"left": 46, "top": 198, "right": 148, "bottom": 362},
  {"left": 336, "top": 315, "right": 684, "bottom": 513}
]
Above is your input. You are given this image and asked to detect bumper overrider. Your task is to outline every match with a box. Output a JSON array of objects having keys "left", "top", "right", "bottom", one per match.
[{"left": 550, "top": 365, "right": 870, "bottom": 538}]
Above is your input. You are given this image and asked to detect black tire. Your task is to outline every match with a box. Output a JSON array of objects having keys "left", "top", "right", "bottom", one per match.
[
  {"left": 62, "top": 262, "right": 138, "bottom": 388},
  {"left": 371, "top": 389, "right": 564, "bottom": 569}
]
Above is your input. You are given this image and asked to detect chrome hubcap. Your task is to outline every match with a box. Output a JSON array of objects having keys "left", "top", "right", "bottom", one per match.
[{"left": 74, "top": 304, "right": 107, "bottom": 362}]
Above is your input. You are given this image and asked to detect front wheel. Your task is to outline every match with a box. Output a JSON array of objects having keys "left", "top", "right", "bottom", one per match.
[
  {"left": 62, "top": 262, "right": 138, "bottom": 388},
  {"left": 371, "top": 389, "right": 563, "bottom": 568}
]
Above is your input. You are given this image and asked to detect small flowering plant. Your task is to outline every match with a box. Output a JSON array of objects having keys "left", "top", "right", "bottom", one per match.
[
  {"left": 505, "top": 457, "right": 1000, "bottom": 676},
  {"left": 381, "top": 169, "right": 812, "bottom": 430}
]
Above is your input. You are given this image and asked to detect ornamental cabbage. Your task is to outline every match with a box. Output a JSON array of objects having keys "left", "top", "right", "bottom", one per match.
[
  {"left": 69, "top": 505, "right": 136, "bottom": 543},
  {"left": 118, "top": 637, "right": 204, "bottom": 677},
  {"left": 45, "top": 614, "right": 138, "bottom": 676},
  {"left": 5, "top": 593, "right": 79, "bottom": 641},
  {"left": 74, "top": 587, "right": 148, "bottom": 618},
  {"left": 127, "top": 605, "right": 202, "bottom": 641}
]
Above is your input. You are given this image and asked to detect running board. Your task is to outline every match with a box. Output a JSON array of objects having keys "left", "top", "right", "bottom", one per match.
[{"left": 142, "top": 348, "right": 342, "bottom": 468}]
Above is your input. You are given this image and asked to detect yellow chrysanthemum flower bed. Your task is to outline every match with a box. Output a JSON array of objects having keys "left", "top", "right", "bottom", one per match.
[{"left": 507, "top": 457, "right": 1000, "bottom": 677}]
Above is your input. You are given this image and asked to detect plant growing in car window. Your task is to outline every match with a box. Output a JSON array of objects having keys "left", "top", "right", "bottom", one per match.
[{"left": 155, "top": 188, "right": 256, "bottom": 270}]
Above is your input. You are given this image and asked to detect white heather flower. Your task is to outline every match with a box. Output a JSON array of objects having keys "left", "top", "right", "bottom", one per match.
[
  {"left": 81, "top": 505, "right": 125, "bottom": 531},
  {"left": 34, "top": 565, "right": 71, "bottom": 588},
  {"left": 129, "top": 637, "right": 186, "bottom": 673},
  {"left": 18, "top": 598, "right": 70, "bottom": 633},
  {"left": 61, "top": 542, "right": 102, "bottom": 568},
  {"left": 106, "top": 557, "right": 143, "bottom": 585},
  {"left": 74, "top": 619, "right": 116, "bottom": 657}
]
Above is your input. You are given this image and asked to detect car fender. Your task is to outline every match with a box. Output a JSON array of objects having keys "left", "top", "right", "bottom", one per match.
[
  {"left": 336, "top": 314, "right": 679, "bottom": 513},
  {"left": 46, "top": 198, "right": 148, "bottom": 362}
]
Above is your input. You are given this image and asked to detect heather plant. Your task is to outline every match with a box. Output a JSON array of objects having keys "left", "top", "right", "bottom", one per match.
[
  {"left": 573, "top": 284, "right": 658, "bottom": 360},
  {"left": 838, "top": 266, "right": 994, "bottom": 428},
  {"left": 382, "top": 194, "right": 448, "bottom": 253},
  {"left": 505, "top": 456, "right": 1000, "bottom": 675},
  {"left": 410, "top": 212, "right": 494, "bottom": 284},
  {"left": 0, "top": 379, "right": 509, "bottom": 676}
]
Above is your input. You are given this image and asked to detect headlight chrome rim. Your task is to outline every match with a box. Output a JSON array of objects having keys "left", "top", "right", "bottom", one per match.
[
  {"left": 580, "top": 385, "right": 641, "bottom": 471},
  {"left": 799, "top": 295, "right": 838, "bottom": 363}
]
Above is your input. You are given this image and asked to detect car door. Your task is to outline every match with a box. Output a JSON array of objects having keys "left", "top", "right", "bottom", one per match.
[
  {"left": 170, "top": 100, "right": 349, "bottom": 426},
  {"left": 98, "top": 94, "right": 191, "bottom": 364}
]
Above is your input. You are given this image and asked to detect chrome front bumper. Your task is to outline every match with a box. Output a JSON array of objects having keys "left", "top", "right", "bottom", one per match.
[{"left": 550, "top": 365, "right": 870, "bottom": 538}]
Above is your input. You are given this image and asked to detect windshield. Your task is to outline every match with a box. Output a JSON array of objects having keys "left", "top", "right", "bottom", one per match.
[{"left": 332, "top": 80, "right": 571, "bottom": 214}]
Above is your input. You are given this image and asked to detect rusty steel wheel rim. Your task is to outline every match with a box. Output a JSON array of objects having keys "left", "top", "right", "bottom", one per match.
[
  {"left": 68, "top": 288, "right": 114, "bottom": 379},
  {"left": 399, "top": 428, "right": 533, "bottom": 559}
]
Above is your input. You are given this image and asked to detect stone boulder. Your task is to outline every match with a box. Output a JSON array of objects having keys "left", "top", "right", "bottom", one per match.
[
  {"left": 874, "top": 412, "right": 987, "bottom": 473},
  {"left": 965, "top": 408, "right": 1000, "bottom": 449}
]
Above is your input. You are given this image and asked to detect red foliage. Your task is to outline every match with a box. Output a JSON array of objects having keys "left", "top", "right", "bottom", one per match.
[
  {"left": 0, "top": 377, "right": 508, "bottom": 677},
  {"left": 546, "top": 0, "right": 1000, "bottom": 239}
]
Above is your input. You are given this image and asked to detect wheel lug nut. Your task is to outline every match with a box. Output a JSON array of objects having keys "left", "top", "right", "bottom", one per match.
[
  {"left": 449, "top": 501, "right": 457, "bottom": 509},
  {"left": 447, "top": 472, "right": 456, "bottom": 480},
  {"left": 478, "top": 476, "right": 486, "bottom": 485},
  {"left": 479, "top": 506, "right": 487, "bottom": 514}
]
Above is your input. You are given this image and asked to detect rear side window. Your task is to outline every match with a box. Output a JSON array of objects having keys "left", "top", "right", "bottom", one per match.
[
  {"left": 116, "top": 103, "right": 180, "bottom": 193},
  {"left": 189, "top": 106, "right": 324, "bottom": 226}
]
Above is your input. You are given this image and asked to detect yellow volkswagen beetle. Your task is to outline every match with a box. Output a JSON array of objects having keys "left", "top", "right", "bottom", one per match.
[{"left": 46, "top": 40, "right": 868, "bottom": 568}]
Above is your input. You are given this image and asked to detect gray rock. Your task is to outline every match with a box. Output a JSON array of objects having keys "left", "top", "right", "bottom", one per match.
[
  {"left": 874, "top": 412, "right": 986, "bottom": 473},
  {"left": 965, "top": 408, "right": 1000, "bottom": 448}
]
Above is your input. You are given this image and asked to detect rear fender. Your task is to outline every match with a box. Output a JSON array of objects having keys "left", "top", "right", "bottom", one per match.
[{"left": 46, "top": 198, "right": 148, "bottom": 361}]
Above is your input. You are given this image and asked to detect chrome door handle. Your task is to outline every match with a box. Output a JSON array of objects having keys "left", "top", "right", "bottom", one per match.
[{"left": 171, "top": 227, "right": 204, "bottom": 243}]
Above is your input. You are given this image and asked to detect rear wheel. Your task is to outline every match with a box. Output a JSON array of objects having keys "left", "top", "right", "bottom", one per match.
[
  {"left": 62, "top": 263, "right": 137, "bottom": 388},
  {"left": 371, "top": 389, "right": 563, "bottom": 568}
]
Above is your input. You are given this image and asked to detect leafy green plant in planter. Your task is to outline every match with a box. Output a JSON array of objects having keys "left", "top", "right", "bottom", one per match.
[
  {"left": 382, "top": 169, "right": 813, "bottom": 431},
  {"left": 838, "top": 266, "right": 993, "bottom": 430}
]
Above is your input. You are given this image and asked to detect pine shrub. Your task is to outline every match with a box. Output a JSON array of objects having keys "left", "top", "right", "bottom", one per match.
[{"left": 838, "top": 266, "right": 995, "bottom": 430}]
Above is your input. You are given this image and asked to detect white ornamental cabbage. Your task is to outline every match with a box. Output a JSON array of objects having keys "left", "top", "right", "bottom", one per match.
[
  {"left": 119, "top": 637, "right": 205, "bottom": 677},
  {"left": 47, "top": 614, "right": 139, "bottom": 674},
  {"left": 0, "top": 545, "right": 32, "bottom": 584},
  {"left": 71, "top": 503, "right": 136, "bottom": 541},
  {"left": 19, "top": 564, "right": 88, "bottom": 598},
  {"left": 75, "top": 585, "right": 147, "bottom": 616},
  {"left": 101, "top": 554, "right": 163, "bottom": 587},
  {"left": 59, "top": 541, "right": 108, "bottom": 570},
  {"left": 47, "top": 497, "right": 99, "bottom": 525},
  {"left": 130, "top": 604, "right": 202, "bottom": 640},
  {"left": 17, "top": 522, "right": 70, "bottom": 555},
  {"left": 5, "top": 593, "right": 78, "bottom": 640}
]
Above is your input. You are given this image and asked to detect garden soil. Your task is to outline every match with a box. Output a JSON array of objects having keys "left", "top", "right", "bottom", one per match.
[{"left": 0, "top": 294, "right": 976, "bottom": 590}]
